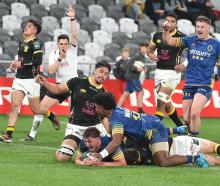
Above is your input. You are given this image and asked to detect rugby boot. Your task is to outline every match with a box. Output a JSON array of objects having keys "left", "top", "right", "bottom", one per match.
[
  {"left": 0, "top": 134, "right": 12, "bottom": 143},
  {"left": 48, "top": 112, "right": 60, "bottom": 130},
  {"left": 195, "top": 154, "right": 209, "bottom": 168}
]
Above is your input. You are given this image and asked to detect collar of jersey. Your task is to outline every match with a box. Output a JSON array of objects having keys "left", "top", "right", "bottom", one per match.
[
  {"left": 88, "top": 77, "right": 103, "bottom": 89},
  {"left": 23, "top": 36, "right": 36, "bottom": 43},
  {"left": 169, "top": 29, "right": 177, "bottom": 36}
]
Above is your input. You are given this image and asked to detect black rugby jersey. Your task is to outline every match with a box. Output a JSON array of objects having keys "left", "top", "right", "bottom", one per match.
[
  {"left": 67, "top": 77, "right": 105, "bottom": 126},
  {"left": 16, "top": 37, "right": 43, "bottom": 79},
  {"left": 152, "top": 30, "right": 185, "bottom": 70}
]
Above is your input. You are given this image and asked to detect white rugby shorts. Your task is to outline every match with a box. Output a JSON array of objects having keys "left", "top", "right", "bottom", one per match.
[
  {"left": 169, "top": 136, "right": 201, "bottom": 156},
  {"left": 65, "top": 123, "right": 108, "bottom": 140},
  {"left": 11, "top": 78, "right": 40, "bottom": 98},
  {"left": 155, "top": 69, "right": 181, "bottom": 92}
]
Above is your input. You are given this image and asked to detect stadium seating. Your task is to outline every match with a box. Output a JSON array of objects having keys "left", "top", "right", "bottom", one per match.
[
  {"left": 88, "top": 4, "right": 106, "bottom": 24},
  {"left": 96, "top": 55, "right": 113, "bottom": 63},
  {"left": 73, "top": 4, "right": 88, "bottom": 22},
  {"left": 77, "top": 29, "right": 91, "bottom": 50},
  {"left": 39, "top": 0, "right": 57, "bottom": 10},
  {"left": 42, "top": 16, "right": 60, "bottom": 35},
  {"left": 104, "top": 43, "right": 121, "bottom": 61},
  {"left": 30, "top": 4, "right": 49, "bottom": 20},
  {"left": 77, "top": 0, "right": 96, "bottom": 9},
  {"left": 11, "top": 2, "right": 30, "bottom": 20},
  {"left": 139, "top": 19, "right": 158, "bottom": 36},
  {"left": 80, "top": 17, "right": 100, "bottom": 35},
  {"left": 77, "top": 55, "right": 96, "bottom": 76},
  {"left": 100, "top": 17, "right": 119, "bottom": 36},
  {"left": 96, "top": 0, "right": 115, "bottom": 10},
  {"left": 0, "top": 3, "right": 10, "bottom": 21},
  {"left": 2, "top": 15, "right": 22, "bottom": 35},
  {"left": 50, "top": 4, "right": 67, "bottom": 20},
  {"left": 130, "top": 32, "right": 149, "bottom": 45},
  {"left": 53, "top": 28, "right": 70, "bottom": 41},
  {"left": 112, "top": 31, "right": 130, "bottom": 48},
  {"left": 119, "top": 18, "right": 138, "bottom": 38},
  {"left": 93, "top": 30, "right": 112, "bottom": 48},
  {"left": 38, "top": 31, "right": 53, "bottom": 44},
  {"left": 177, "top": 19, "right": 195, "bottom": 35},
  {"left": 19, "top": 0, "right": 39, "bottom": 8},
  {"left": 4, "top": 40, "right": 19, "bottom": 59},
  {"left": 13, "top": 29, "right": 23, "bottom": 42},
  {"left": 123, "top": 43, "right": 139, "bottom": 57},
  {"left": 0, "top": 28, "right": 11, "bottom": 45},
  {"left": 58, "top": 0, "right": 77, "bottom": 7},
  {"left": 84, "top": 42, "right": 104, "bottom": 60},
  {"left": 107, "top": 5, "right": 125, "bottom": 22}
]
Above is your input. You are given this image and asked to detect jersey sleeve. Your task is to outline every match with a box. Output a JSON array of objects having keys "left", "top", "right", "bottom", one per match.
[
  {"left": 176, "top": 36, "right": 189, "bottom": 48},
  {"left": 66, "top": 77, "right": 80, "bottom": 92},
  {"left": 110, "top": 147, "right": 124, "bottom": 160},
  {"left": 217, "top": 40, "right": 220, "bottom": 60},
  {"left": 32, "top": 40, "right": 43, "bottom": 66},
  {"left": 110, "top": 120, "right": 124, "bottom": 135},
  {"left": 48, "top": 50, "right": 56, "bottom": 65}
]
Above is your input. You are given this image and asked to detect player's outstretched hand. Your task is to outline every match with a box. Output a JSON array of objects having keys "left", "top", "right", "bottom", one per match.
[
  {"left": 66, "top": 5, "right": 75, "bottom": 18},
  {"left": 174, "top": 64, "right": 185, "bottom": 73},
  {"left": 35, "top": 75, "right": 47, "bottom": 85}
]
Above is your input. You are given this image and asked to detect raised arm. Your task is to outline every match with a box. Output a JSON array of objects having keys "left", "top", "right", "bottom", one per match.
[
  {"left": 162, "top": 21, "right": 178, "bottom": 46},
  {"left": 66, "top": 5, "right": 77, "bottom": 46},
  {"left": 147, "top": 42, "right": 158, "bottom": 62},
  {"left": 35, "top": 75, "right": 68, "bottom": 94}
]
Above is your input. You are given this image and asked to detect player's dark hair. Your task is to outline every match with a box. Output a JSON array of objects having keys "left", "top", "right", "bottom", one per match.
[
  {"left": 58, "top": 34, "right": 70, "bottom": 42},
  {"left": 196, "top": 15, "right": 211, "bottom": 25},
  {"left": 25, "top": 19, "right": 42, "bottom": 34},
  {"left": 95, "top": 61, "right": 112, "bottom": 73},
  {"left": 139, "top": 42, "right": 149, "bottom": 47},
  {"left": 123, "top": 148, "right": 139, "bottom": 165},
  {"left": 94, "top": 92, "right": 116, "bottom": 110},
  {"left": 83, "top": 127, "right": 100, "bottom": 139},
  {"left": 166, "top": 12, "right": 178, "bottom": 21}
]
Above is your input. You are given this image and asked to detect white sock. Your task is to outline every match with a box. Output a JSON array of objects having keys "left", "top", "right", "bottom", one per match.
[{"left": 29, "top": 115, "right": 43, "bottom": 138}]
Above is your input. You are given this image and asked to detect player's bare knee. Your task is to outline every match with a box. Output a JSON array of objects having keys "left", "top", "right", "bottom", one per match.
[
  {"left": 55, "top": 151, "right": 72, "bottom": 162},
  {"left": 56, "top": 144, "right": 75, "bottom": 162},
  {"left": 190, "top": 110, "right": 200, "bottom": 120}
]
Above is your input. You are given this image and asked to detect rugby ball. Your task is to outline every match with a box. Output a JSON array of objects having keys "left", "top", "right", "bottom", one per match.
[
  {"left": 81, "top": 151, "right": 97, "bottom": 160},
  {"left": 134, "top": 61, "right": 144, "bottom": 68}
]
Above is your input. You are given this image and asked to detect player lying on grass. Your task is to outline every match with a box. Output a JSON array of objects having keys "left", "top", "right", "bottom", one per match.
[
  {"left": 75, "top": 127, "right": 127, "bottom": 167},
  {"left": 124, "top": 135, "right": 220, "bottom": 166},
  {"left": 91, "top": 92, "right": 209, "bottom": 168}
]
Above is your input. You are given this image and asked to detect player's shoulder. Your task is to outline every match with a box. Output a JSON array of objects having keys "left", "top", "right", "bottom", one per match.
[{"left": 176, "top": 30, "right": 186, "bottom": 37}]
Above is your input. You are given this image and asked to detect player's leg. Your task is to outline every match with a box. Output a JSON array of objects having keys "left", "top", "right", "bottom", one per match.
[
  {"left": 189, "top": 93, "right": 208, "bottom": 136},
  {"left": 206, "top": 155, "right": 220, "bottom": 165},
  {"left": 117, "top": 80, "right": 132, "bottom": 107},
  {"left": 56, "top": 123, "right": 85, "bottom": 162},
  {"left": 165, "top": 101, "right": 184, "bottom": 126},
  {"left": 0, "top": 90, "right": 25, "bottom": 142},
  {"left": 28, "top": 96, "right": 60, "bottom": 140},
  {"left": 199, "top": 138, "right": 220, "bottom": 155},
  {"left": 56, "top": 138, "right": 79, "bottom": 162},
  {"left": 117, "top": 91, "right": 130, "bottom": 107}
]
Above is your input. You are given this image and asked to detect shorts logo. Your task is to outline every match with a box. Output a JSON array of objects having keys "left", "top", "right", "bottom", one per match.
[{"left": 80, "top": 89, "right": 86, "bottom": 93}]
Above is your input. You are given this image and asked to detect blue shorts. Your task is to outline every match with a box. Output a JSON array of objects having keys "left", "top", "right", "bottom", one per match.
[
  {"left": 142, "top": 115, "right": 168, "bottom": 145},
  {"left": 183, "top": 85, "right": 212, "bottom": 100},
  {"left": 125, "top": 80, "right": 143, "bottom": 93}
]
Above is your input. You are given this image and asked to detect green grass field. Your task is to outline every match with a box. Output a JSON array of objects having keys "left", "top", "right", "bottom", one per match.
[{"left": 0, "top": 115, "right": 220, "bottom": 186}]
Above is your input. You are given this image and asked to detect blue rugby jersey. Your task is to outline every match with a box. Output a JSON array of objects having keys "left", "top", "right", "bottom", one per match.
[
  {"left": 79, "top": 136, "right": 123, "bottom": 161},
  {"left": 177, "top": 35, "right": 220, "bottom": 86},
  {"left": 110, "top": 107, "right": 165, "bottom": 141}
]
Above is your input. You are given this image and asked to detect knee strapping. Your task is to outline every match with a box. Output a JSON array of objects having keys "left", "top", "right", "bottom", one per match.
[{"left": 58, "top": 144, "right": 75, "bottom": 156}]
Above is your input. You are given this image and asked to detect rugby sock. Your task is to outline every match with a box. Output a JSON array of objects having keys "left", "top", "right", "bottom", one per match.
[
  {"left": 189, "top": 130, "right": 199, "bottom": 137},
  {"left": 155, "top": 111, "right": 164, "bottom": 121},
  {"left": 168, "top": 108, "right": 184, "bottom": 127},
  {"left": 29, "top": 114, "right": 43, "bottom": 138},
  {"left": 214, "top": 144, "right": 220, "bottom": 155},
  {"left": 47, "top": 111, "right": 55, "bottom": 121},
  {"left": 167, "top": 128, "right": 173, "bottom": 136},
  {"left": 138, "top": 108, "right": 144, "bottom": 114},
  {"left": 6, "top": 126, "right": 15, "bottom": 137},
  {"left": 187, "top": 154, "right": 199, "bottom": 164}
]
